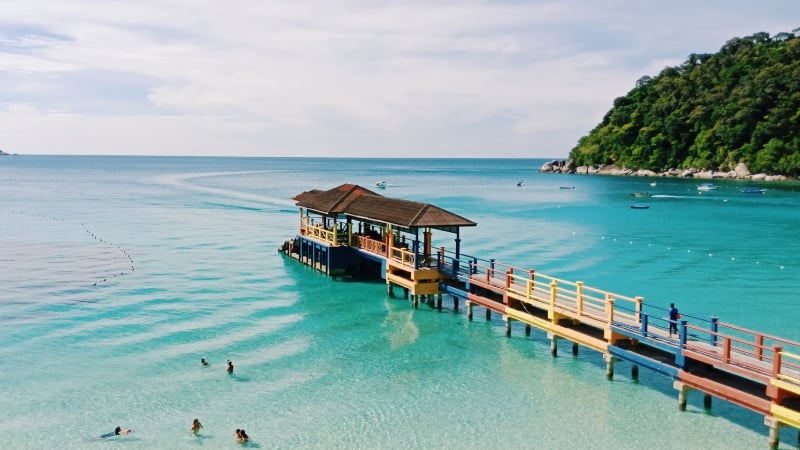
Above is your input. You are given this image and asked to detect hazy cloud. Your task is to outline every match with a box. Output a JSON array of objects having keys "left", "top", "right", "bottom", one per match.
[{"left": 0, "top": 0, "right": 796, "bottom": 157}]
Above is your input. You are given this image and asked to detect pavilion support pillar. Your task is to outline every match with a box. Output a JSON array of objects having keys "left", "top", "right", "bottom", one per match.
[
  {"left": 436, "top": 294, "right": 442, "bottom": 311},
  {"left": 572, "top": 342, "right": 579, "bottom": 356},
  {"left": 525, "top": 324, "right": 531, "bottom": 336},
  {"left": 453, "top": 295, "right": 459, "bottom": 312},
  {"left": 548, "top": 333, "right": 558, "bottom": 357},
  {"left": 505, "top": 317, "right": 511, "bottom": 337},
  {"left": 703, "top": 393, "right": 712, "bottom": 409},
  {"left": 485, "top": 308, "right": 491, "bottom": 321},
  {"left": 467, "top": 302, "right": 473, "bottom": 321},
  {"left": 631, "top": 364, "right": 639, "bottom": 381}
]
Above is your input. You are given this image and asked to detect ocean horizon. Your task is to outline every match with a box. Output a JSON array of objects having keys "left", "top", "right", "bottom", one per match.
[{"left": 1, "top": 155, "right": 799, "bottom": 449}]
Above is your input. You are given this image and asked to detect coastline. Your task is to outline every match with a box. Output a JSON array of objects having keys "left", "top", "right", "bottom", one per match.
[{"left": 539, "top": 160, "right": 793, "bottom": 182}]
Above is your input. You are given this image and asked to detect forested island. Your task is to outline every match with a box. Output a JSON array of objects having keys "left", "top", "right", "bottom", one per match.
[{"left": 561, "top": 30, "right": 800, "bottom": 179}]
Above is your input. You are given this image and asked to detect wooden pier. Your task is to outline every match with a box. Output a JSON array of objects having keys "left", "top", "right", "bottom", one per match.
[{"left": 281, "top": 184, "right": 800, "bottom": 448}]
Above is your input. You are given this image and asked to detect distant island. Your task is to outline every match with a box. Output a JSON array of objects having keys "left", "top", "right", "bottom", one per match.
[
  {"left": 564, "top": 30, "right": 800, "bottom": 179},
  {"left": 0, "top": 149, "right": 8, "bottom": 155}
]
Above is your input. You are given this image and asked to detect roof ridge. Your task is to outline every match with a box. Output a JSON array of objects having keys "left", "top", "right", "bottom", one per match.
[{"left": 409, "top": 203, "right": 430, "bottom": 226}]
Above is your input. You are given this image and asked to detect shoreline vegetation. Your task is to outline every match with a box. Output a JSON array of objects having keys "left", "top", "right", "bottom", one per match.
[
  {"left": 568, "top": 30, "right": 800, "bottom": 179},
  {"left": 538, "top": 159, "right": 793, "bottom": 182}
]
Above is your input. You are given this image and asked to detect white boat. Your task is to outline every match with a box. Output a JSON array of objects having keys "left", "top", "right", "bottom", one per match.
[
  {"left": 375, "top": 181, "right": 386, "bottom": 189},
  {"left": 697, "top": 182, "right": 717, "bottom": 191},
  {"left": 516, "top": 180, "right": 524, "bottom": 187}
]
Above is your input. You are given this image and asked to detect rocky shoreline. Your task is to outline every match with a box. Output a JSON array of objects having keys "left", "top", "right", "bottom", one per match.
[{"left": 538, "top": 160, "right": 791, "bottom": 182}]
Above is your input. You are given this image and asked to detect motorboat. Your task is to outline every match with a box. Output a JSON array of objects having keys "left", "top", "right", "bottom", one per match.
[
  {"left": 631, "top": 192, "right": 652, "bottom": 198},
  {"left": 697, "top": 182, "right": 717, "bottom": 191},
  {"left": 739, "top": 186, "right": 766, "bottom": 194},
  {"left": 560, "top": 186, "right": 575, "bottom": 190},
  {"left": 630, "top": 204, "right": 650, "bottom": 209},
  {"left": 375, "top": 181, "right": 387, "bottom": 189},
  {"left": 516, "top": 180, "right": 524, "bottom": 187}
]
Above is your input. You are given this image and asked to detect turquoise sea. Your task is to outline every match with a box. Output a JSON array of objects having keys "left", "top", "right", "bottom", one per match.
[{"left": 1, "top": 156, "right": 799, "bottom": 449}]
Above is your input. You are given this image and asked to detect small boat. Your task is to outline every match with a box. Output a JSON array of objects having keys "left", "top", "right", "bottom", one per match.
[
  {"left": 516, "top": 180, "right": 524, "bottom": 187},
  {"left": 649, "top": 182, "right": 657, "bottom": 187},
  {"left": 375, "top": 181, "right": 387, "bottom": 189},
  {"left": 697, "top": 182, "right": 717, "bottom": 191},
  {"left": 560, "top": 186, "right": 575, "bottom": 190},
  {"left": 739, "top": 186, "right": 766, "bottom": 194},
  {"left": 630, "top": 204, "right": 650, "bottom": 209},
  {"left": 631, "top": 192, "right": 651, "bottom": 198}
]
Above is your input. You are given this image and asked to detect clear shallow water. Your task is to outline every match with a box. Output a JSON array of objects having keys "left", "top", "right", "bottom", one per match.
[{"left": 1, "top": 156, "right": 799, "bottom": 449}]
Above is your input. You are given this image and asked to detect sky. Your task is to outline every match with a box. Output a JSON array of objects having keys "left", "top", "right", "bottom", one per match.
[{"left": 0, "top": 1, "right": 797, "bottom": 158}]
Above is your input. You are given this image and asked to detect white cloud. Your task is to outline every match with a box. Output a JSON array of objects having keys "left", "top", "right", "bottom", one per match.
[{"left": 0, "top": 0, "right": 796, "bottom": 157}]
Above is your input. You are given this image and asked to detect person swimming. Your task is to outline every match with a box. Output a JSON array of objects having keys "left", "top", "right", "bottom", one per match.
[
  {"left": 226, "top": 360, "right": 234, "bottom": 374},
  {"left": 200, "top": 358, "right": 208, "bottom": 366},
  {"left": 100, "top": 426, "right": 131, "bottom": 438},
  {"left": 191, "top": 418, "right": 202, "bottom": 434},
  {"left": 235, "top": 428, "right": 249, "bottom": 443}
]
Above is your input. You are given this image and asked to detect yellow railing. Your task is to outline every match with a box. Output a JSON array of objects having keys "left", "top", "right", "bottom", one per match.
[
  {"left": 776, "top": 350, "right": 800, "bottom": 387},
  {"left": 357, "top": 235, "right": 387, "bottom": 256},
  {"left": 303, "top": 224, "right": 336, "bottom": 244},
  {"left": 467, "top": 259, "right": 640, "bottom": 328},
  {"left": 390, "top": 247, "right": 416, "bottom": 267}
]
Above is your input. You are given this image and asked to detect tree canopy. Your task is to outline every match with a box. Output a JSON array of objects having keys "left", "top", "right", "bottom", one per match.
[{"left": 569, "top": 31, "right": 800, "bottom": 176}]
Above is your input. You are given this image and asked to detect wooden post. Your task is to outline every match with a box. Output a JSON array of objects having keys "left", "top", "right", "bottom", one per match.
[
  {"left": 604, "top": 354, "right": 615, "bottom": 380},
  {"left": 505, "top": 316, "right": 511, "bottom": 337},
  {"left": 576, "top": 281, "right": 584, "bottom": 317},
  {"left": 765, "top": 416, "right": 781, "bottom": 449},
  {"left": 572, "top": 342, "right": 579, "bottom": 356},
  {"left": 631, "top": 364, "right": 639, "bottom": 380},
  {"left": 485, "top": 308, "right": 491, "bottom": 321},
  {"left": 467, "top": 302, "right": 473, "bottom": 321},
  {"left": 674, "top": 381, "right": 689, "bottom": 411},
  {"left": 437, "top": 294, "right": 442, "bottom": 311},
  {"left": 525, "top": 324, "right": 531, "bottom": 336},
  {"left": 453, "top": 295, "right": 459, "bottom": 312},
  {"left": 549, "top": 333, "right": 558, "bottom": 357},
  {"left": 635, "top": 296, "right": 643, "bottom": 323},
  {"left": 703, "top": 393, "right": 712, "bottom": 409}
]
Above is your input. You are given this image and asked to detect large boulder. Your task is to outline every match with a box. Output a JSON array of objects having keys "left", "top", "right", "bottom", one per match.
[{"left": 734, "top": 163, "right": 751, "bottom": 179}]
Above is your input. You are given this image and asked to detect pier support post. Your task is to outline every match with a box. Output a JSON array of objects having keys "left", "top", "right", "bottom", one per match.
[
  {"left": 467, "top": 302, "right": 473, "bottom": 321},
  {"left": 412, "top": 295, "right": 418, "bottom": 309},
  {"left": 703, "top": 393, "right": 712, "bottom": 409},
  {"left": 631, "top": 364, "right": 639, "bottom": 381},
  {"left": 674, "top": 381, "right": 690, "bottom": 411},
  {"left": 525, "top": 324, "right": 531, "bottom": 336},
  {"left": 403, "top": 288, "right": 409, "bottom": 299},
  {"left": 388, "top": 283, "right": 394, "bottom": 297},
  {"left": 485, "top": 308, "right": 491, "bottom": 321},
  {"left": 572, "top": 342, "right": 579, "bottom": 356},
  {"left": 453, "top": 296, "right": 459, "bottom": 312},
  {"left": 548, "top": 333, "right": 558, "bottom": 357},
  {"left": 604, "top": 354, "right": 616, "bottom": 380},
  {"left": 437, "top": 294, "right": 442, "bottom": 311},
  {"left": 765, "top": 417, "right": 781, "bottom": 449},
  {"left": 505, "top": 317, "right": 511, "bottom": 337}
]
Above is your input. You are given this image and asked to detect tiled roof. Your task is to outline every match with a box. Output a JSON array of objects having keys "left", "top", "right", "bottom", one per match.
[{"left": 292, "top": 184, "right": 476, "bottom": 229}]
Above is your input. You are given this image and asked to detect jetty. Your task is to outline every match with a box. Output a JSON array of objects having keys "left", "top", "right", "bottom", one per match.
[{"left": 280, "top": 183, "right": 800, "bottom": 448}]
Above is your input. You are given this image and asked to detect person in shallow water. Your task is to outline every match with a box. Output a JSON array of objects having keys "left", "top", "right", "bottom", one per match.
[
  {"left": 200, "top": 358, "right": 208, "bottom": 366},
  {"left": 191, "top": 418, "right": 202, "bottom": 434},
  {"left": 100, "top": 426, "right": 131, "bottom": 438},
  {"left": 226, "top": 359, "right": 234, "bottom": 374}
]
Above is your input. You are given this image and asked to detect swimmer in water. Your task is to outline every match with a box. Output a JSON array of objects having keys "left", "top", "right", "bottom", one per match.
[
  {"left": 191, "top": 418, "right": 202, "bottom": 434},
  {"left": 226, "top": 360, "right": 234, "bottom": 374},
  {"left": 100, "top": 426, "right": 132, "bottom": 438},
  {"left": 200, "top": 358, "right": 208, "bottom": 366}
]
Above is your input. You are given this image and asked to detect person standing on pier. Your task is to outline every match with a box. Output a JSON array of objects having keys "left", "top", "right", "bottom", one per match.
[{"left": 668, "top": 303, "right": 680, "bottom": 337}]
